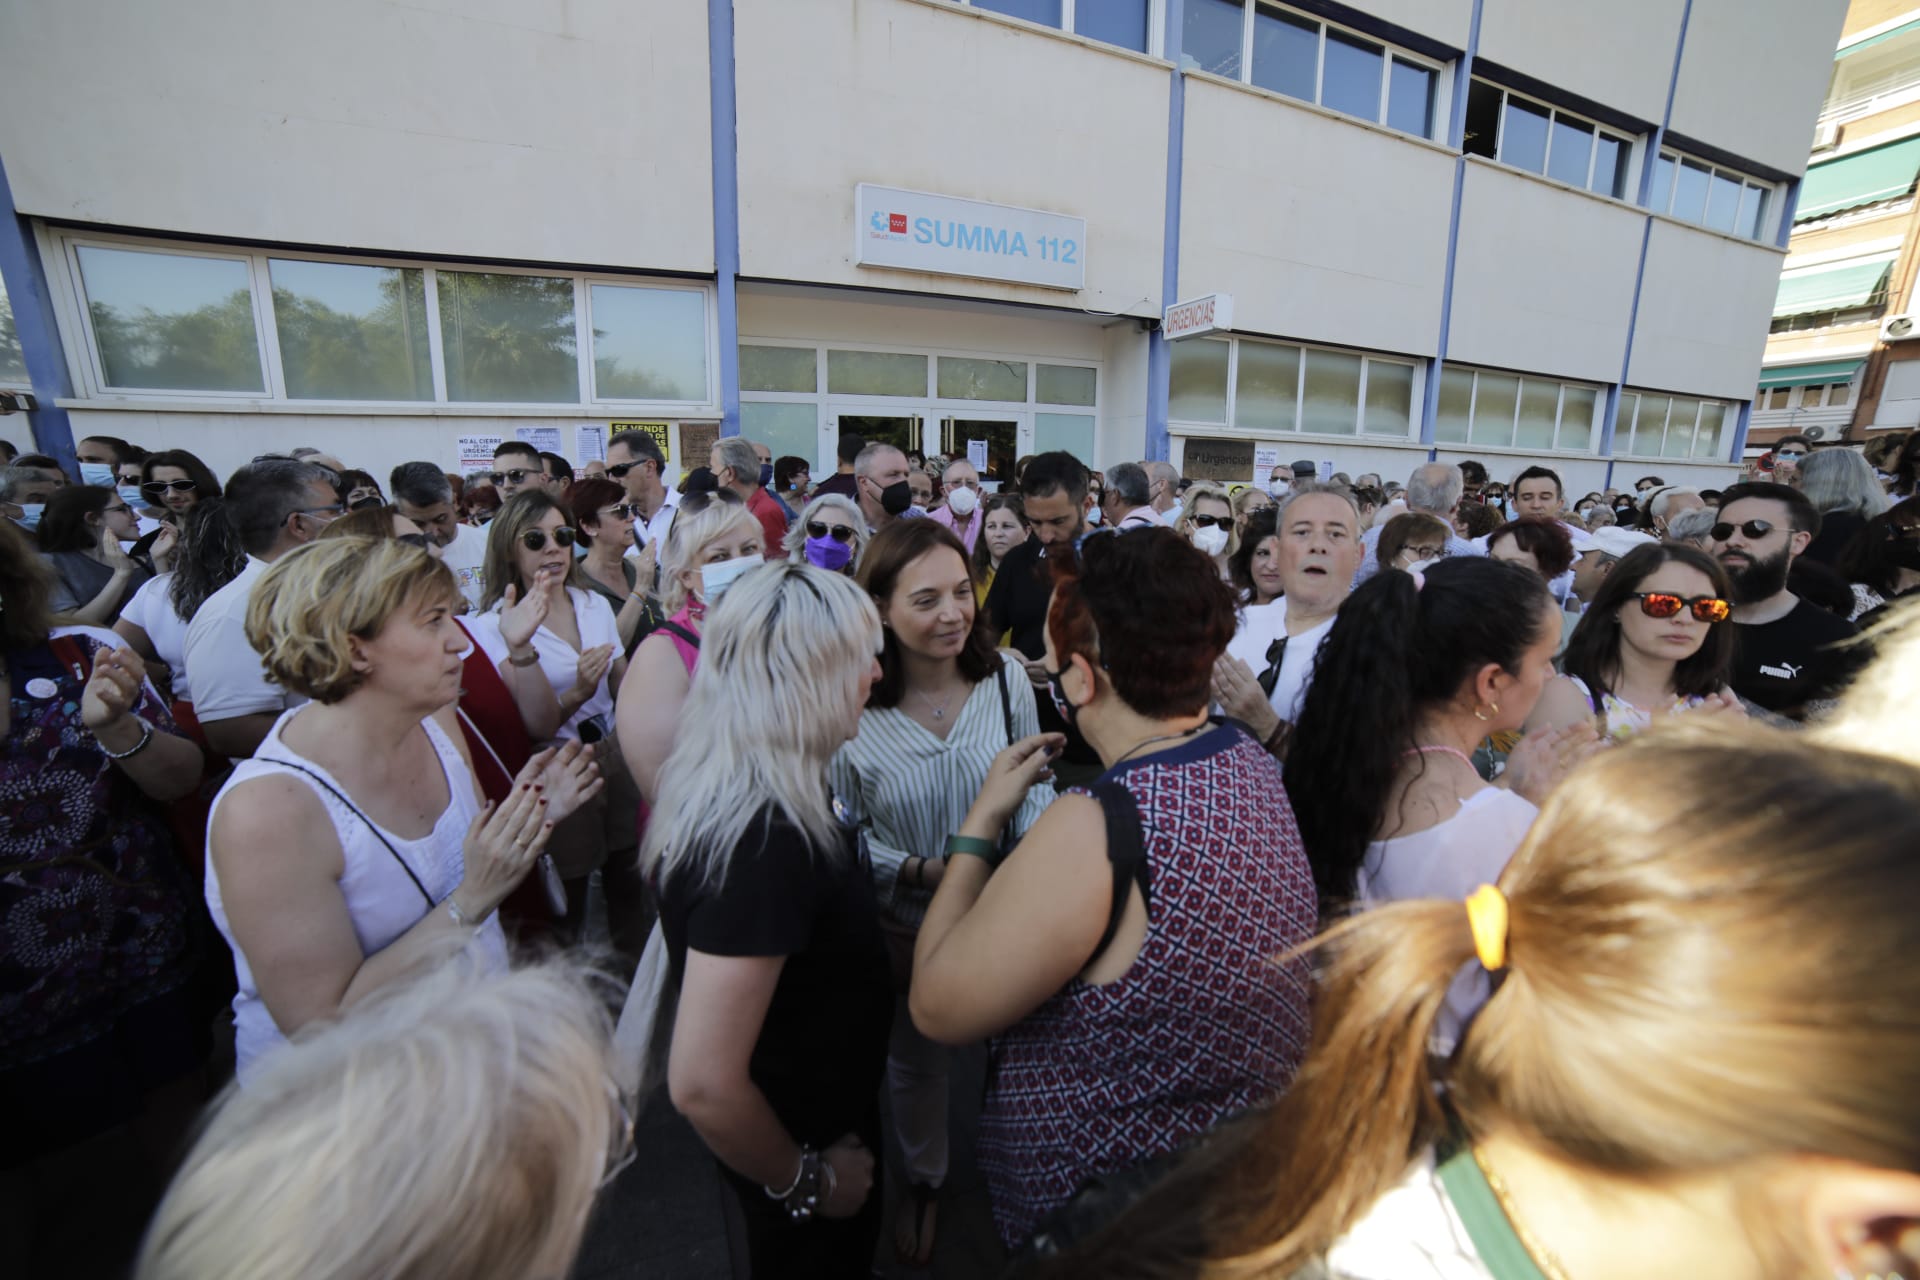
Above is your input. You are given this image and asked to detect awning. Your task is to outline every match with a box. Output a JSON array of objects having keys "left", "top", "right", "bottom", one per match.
[
  {"left": 1837, "top": 17, "right": 1920, "bottom": 59},
  {"left": 1757, "top": 359, "right": 1866, "bottom": 389},
  {"left": 1772, "top": 257, "right": 1893, "bottom": 316},
  {"left": 1796, "top": 136, "right": 1920, "bottom": 221}
]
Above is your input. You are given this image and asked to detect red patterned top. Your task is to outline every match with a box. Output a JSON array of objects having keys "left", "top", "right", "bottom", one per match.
[{"left": 975, "top": 723, "right": 1317, "bottom": 1248}]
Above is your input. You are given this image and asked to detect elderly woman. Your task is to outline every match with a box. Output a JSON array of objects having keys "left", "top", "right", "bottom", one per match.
[
  {"left": 1376, "top": 511, "right": 1453, "bottom": 573},
  {"left": 1174, "top": 482, "right": 1236, "bottom": 579},
  {"left": 1799, "top": 447, "right": 1893, "bottom": 567},
  {"left": 206, "top": 536, "right": 599, "bottom": 1080},
  {"left": 138, "top": 959, "right": 626, "bottom": 1280},
  {"left": 910, "top": 528, "right": 1319, "bottom": 1249},
  {"left": 655, "top": 563, "right": 892, "bottom": 1276},
  {"left": 784, "top": 491, "right": 869, "bottom": 576}
]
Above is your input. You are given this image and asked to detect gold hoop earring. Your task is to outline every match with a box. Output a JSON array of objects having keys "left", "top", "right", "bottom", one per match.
[{"left": 1473, "top": 701, "right": 1499, "bottom": 722}]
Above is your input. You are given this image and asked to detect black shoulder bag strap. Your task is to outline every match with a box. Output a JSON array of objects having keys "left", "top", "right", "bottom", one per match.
[
  {"left": 1088, "top": 779, "right": 1152, "bottom": 963},
  {"left": 995, "top": 658, "right": 1015, "bottom": 745},
  {"left": 268, "top": 759, "right": 435, "bottom": 909},
  {"left": 656, "top": 620, "right": 701, "bottom": 651}
]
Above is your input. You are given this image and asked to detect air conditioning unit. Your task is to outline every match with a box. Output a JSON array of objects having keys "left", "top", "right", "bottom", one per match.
[
  {"left": 1804, "top": 424, "right": 1830, "bottom": 442},
  {"left": 1812, "top": 120, "right": 1841, "bottom": 152},
  {"left": 1883, "top": 313, "right": 1917, "bottom": 340}
]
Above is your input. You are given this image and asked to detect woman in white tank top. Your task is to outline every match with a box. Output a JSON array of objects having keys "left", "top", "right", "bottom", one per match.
[{"left": 206, "top": 537, "right": 601, "bottom": 1080}]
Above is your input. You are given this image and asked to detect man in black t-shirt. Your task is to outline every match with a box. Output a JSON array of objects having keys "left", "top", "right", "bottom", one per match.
[
  {"left": 983, "top": 451, "right": 1102, "bottom": 784},
  {"left": 1712, "top": 482, "right": 1864, "bottom": 719}
]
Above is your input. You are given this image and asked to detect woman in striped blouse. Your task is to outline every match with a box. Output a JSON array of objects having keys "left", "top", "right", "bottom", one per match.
[{"left": 829, "top": 519, "right": 1054, "bottom": 1267}]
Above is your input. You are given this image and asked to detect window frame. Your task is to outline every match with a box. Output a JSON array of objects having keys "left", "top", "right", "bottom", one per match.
[
  {"left": 1168, "top": 332, "right": 1422, "bottom": 441},
  {"left": 1614, "top": 388, "right": 1735, "bottom": 461},
  {"left": 1468, "top": 79, "right": 1636, "bottom": 200},
  {"left": 948, "top": 0, "right": 1165, "bottom": 57},
  {"left": 47, "top": 229, "right": 720, "bottom": 413},
  {"left": 1648, "top": 147, "right": 1775, "bottom": 241},
  {"left": 1434, "top": 362, "right": 1604, "bottom": 454},
  {"left": 0, "top": 274, "right": 32, "bottom": 389},
  {"left": 1189, "top": 0, "right": 1447, "bottom": 141}
]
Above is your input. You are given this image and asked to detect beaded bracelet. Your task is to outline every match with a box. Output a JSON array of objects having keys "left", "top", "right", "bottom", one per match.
[{"left": 98, "top": 719, "right": 154, "bottom": 761}]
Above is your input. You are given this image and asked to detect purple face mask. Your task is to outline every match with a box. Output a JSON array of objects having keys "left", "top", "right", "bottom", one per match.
[{"left": 805, "top": 533, "right": 854, "bottom": 572}]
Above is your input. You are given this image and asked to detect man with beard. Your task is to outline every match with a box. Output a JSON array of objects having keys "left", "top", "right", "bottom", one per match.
[{"left": 1711, "top": 482, "right": 1864, "bottom": 719}]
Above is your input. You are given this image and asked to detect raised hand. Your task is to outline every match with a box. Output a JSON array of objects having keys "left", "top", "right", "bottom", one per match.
[
  {"left": 969, "top": 732, "right": 1068, "bottom": 831},
  {"left": 572, "top": 643, "right": 616, "bottom": 700},
  {"left": 150, "top": 522, "right": 180, "bottom": 572},
  {"left": 99, "top": 522, "right": 135, "bottom": 572},
  {"left": 1210, "top": 653, "right": 1279, "bottom": 740},
  {"left": 453, "top": 780, "right": 552, "bottom": 920},
  {"left": 498, "top": 566, "right": 560, "bottom": 651},
  {"left": 518, "top": 741, "right": 605, "bottom": 824}
]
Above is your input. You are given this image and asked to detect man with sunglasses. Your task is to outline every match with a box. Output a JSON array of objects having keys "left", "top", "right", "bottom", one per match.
[
  {"left": 488, "top": 441, "right": 546, "bottom": 502},
  {"left": 605, "top": 430, "right": 679, "bottom": 565},
  {"left": 1711, "top": 481, "right": 1864, "bottom": 719},
  {"left": 184, "top": 457, "right": 343, "bottom": 758}
]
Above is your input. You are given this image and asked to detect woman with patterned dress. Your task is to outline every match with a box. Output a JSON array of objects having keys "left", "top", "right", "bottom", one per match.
[
  {"left": 0, "top": 521, "right": 210, "bottom": 1273},
  {"left": 910, "top": 528, "right": 1318, "bottom": 1251}
]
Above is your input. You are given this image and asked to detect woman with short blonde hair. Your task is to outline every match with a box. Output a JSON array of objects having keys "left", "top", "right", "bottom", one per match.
[
  {"left": 207, "top": 536, "right": 599, "bottom": 1080},
  {"left": 1175, "top": 482, "right": 1237, "bottom": 578},
  {"left": 137, "top": 957, "right": 626, "bottom": 1280}
]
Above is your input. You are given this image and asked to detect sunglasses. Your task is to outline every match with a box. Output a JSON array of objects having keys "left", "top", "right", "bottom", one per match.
[
  {"left": 520, "top": 526, "right": 577, "bottom": 552},
  {"left": 293, "top": 504, "right": 345, "bottom": 521},
  {"left": 806, "top": 520, "right": 856, "bottom": 544},
  {"left": 606, "top": 460, "right": 652, "bottom": 480},
  {"left": 596, "top": 503, "right": 637, "bottom": 520},
  {"left": 1774, "top": 450, "right": 1807, "bottom": 460},
  {"left": 1710, "top": 519, "right": 1775, "bottom": 542},
  {"left": 1189, "top": 514, "right": 1232, "bottom": 530},
  {"left": 489, "top": 468, "right": 534, "bottom": 486},
  {"left": 1632, "top": 592, "right": 1731, "bottom": 623},
  {"left": 141, "top": 479, "right": 198, "bottom": 497}
]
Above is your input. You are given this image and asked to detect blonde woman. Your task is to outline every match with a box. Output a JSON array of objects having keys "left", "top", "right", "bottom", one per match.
[
  {"left": 1230, "top": 482, "right": 1272, "bottom": 541},
  {"left": 784, "top": 491, "right": 869, "bottom": 575},
  {"left": 137, "top": 957, "right": 626, "bottom": 1280},
  {"left": 614, "top": 488, "right": 765, "bottom": 810},
  {"left": 206, "top": 537, "right": 600, "bottom": 1080},
  {"left": 651, "top": 562, "right": 892, "bottom": 1276},
  {"left": 1175, "top": 482, "right": 1237, "bottom": 579}
]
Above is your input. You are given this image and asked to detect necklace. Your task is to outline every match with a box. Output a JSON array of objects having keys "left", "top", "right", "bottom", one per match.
[
  {"left": 1470, "top": 1147, "right": 1575, "bottom": 1280},
  {"left": 1113, "top": 722, "right": 1207, "bottom": 766},
  {"left": 1404, "top": 743, "right": 1479, "bottom": 769},
  {"left": 915, "top": 684, "right": 960, "bottom": 720}
]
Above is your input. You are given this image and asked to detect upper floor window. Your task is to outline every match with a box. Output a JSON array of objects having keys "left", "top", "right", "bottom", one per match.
[
  {"left": 1648, "top": 150, "right": 1772, "bottom": 240},
  {"left": 1183, "top": 0, "right": 1441, "bottom": 140},
  {"left": 1614, "top": 389, "right": 1732, "bottom": 460},
  {"left": 1462, "top": 80, "right": 1630, "bottom": 199},
  {"left": 951, "top": 0, "right": 1155, "bottom": 54}
]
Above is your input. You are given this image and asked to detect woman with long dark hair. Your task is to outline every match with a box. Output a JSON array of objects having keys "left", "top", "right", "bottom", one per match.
[
  {"left": 114, "top": 499, "right": 246, "bottom": 707},
  {"left": 972, "top": 493, "right": 1029, "bottom": 605},
  {"left": 136, "top": 449, "right": 224, "bottom": 570},
  {"left": 1525, "top": 543, "right": 1743, "bottom": 741},
  {"left": 1838, "top": 496, "right": 1920, "bottom": 624},
  {"left": 38, "top": 484, "right": 149, "bottom": 625}
]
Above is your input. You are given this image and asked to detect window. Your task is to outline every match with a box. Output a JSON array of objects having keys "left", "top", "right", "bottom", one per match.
[
  {"left": 1172, "top": 334, "right": 1417, "bottom": 437},
  {"left": 1616, "top": 389, "right": 1733, "bottom": 460},
  {"left": 740, "top": 344, "right": 817, "bottom": 394},
  {"left": 827, "top": 350, "right": 929, "bottom": 398},
  {"left": 59, "top": 233, "right": 716, "bottom": 407},
  {"left": 1432, "top": 364, "right": 1600, "bottom": 453},
  {"left": 1036, "top": 363, "right": 1097, "bottom": 405},
  {"left": 1462, "top": 81, "right": 1631, "bottom": 199},
  {"left": 1187, "top": 1, "right": 1442, "bottom": 139},
  {"left": 740, "top": 401, "right": 817, "bottom": 464},
  {"left": 938, "top": 355, "right": 1030, "bottom": 401},
  {"left": 0, "top": 273, "right": 25, "bottom": 385},
  {"left": 1648, "top": 149, "right": 1772, "bottom": 240},
  {"left": 954, "top": 0, "right": 1155, "bottom": 54}
]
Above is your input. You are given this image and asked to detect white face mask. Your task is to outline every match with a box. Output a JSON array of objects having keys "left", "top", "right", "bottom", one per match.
[
  {"left": 79, "top": 462, "right": 116, "bottom": 487},
  {"left": 1267, "top": 479, "right": 1291, "bottom": 498},
  {"left": 699, "top": 553, "right": 763, "bottom": 603},
  {"left": 946, "top": 485, "right": 979, "bottom": 518},
  {"left": 1406, "top": 556, "right": 1439, "bottom": 574},
  {"left": 14, "top": 503, "right": 44, "bottom": 531},
  {"left": 1085, "top": 504, "right": 1103, "bottom": 526},
  {"left": 1191, "top": 525, "right": 1229, "bottom": 556}
]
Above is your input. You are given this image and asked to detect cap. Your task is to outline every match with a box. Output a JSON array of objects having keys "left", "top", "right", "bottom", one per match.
[
  {"left": 1584, "top": 527, "right": 1658, "bottom": 559},
  {"left": 1290, "top": 459, "right": 1317, "bottom": 478}
]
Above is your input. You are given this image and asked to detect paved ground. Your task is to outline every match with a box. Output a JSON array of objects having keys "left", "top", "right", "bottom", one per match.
[{"left": 576, "top": 1044, "right": 1007, "bottom": 1280}]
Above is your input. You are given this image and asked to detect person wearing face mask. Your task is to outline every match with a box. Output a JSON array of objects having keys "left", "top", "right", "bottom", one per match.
[
  {"left": 929, "top": 459, "right": 984, "bottom": 549},
  {"left": 907, "top": 469, "right": 935, "bottom": 513},
  {"left": 855, "top": 443, "right": 915, "bottom": 533},
  {"left": 1266, "top": 466, "right": 1292, "bottom": 500},
  {"left": 786, "top": 493, "right": 871, "bottom": 576},
  {"left": 1, "top": 456, "right": 65, "bottom": 530},
  {"left": 1176, "top": 484, "right": 1236, "bottom": 579},
  {"left": 183, "top": 458, "right": 344, "bottom": 760},
  {"left": 711, "top": 436, "right": 789, "bottom": 551}
]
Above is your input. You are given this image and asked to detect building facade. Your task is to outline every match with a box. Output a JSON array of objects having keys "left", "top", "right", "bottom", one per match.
[
  {"left": 1756, "top": 0, "right": 1920, "bottom": 456},
  {"left": 0, "top": 0, "right": 1846, "bottom": 495}
]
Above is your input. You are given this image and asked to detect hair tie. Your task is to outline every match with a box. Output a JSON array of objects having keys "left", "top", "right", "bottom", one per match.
[
  {"left": 1409, "top": 568, "right": 1426, "bottom": 593},
  {"left": 1465, "top": 883, "right": 1508, "bottom": 972}
]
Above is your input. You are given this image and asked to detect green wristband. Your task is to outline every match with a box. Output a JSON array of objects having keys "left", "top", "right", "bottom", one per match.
[{"left": 943, "top": 833, "right": 1003, "bottom": 866}]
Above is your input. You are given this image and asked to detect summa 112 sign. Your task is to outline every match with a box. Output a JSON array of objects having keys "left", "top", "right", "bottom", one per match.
[{"left": 854, "top": 184, "right": 1086, "bottom": 291}]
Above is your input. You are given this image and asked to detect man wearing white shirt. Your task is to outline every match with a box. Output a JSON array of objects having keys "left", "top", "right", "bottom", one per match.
[
  {"left": 183, "top": 458, "right": 342, "bottom": 759},
  {"left": 391, "top": 461, "right": 489, "bottom": 610},
  {"left": 607, "top": 429, "right": 679, "bottom": 568},
  {"left": 1145, "top": 460, "right": 1182, "bottom": 524},
  {"left": 1103, "top": 461, "right": 1161, "bottom": 531}
]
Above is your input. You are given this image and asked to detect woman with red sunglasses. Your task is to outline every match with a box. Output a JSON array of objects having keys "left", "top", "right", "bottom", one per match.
[{"left": 1527, "top": 543, "right": 1743, "bottom": 741}]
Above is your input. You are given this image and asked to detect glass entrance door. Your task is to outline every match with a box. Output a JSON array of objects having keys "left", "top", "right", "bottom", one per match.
[
  {"left": 836, "top": 413, "right": 925, "bottom": 462},
  {"left": 940, "top": 416, "right": 1020, "bottom": 490}
]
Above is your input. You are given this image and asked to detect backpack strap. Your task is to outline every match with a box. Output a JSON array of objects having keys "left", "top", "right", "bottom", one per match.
[
  {"left": 1088, "top": 780, "right": 1152, "bottom": 965},
  {"left": 995, "top": 658, "right": 1015, "bottom": 746},
  {"left": 656, "top": 620, "right": 701, "bottom": 651}
]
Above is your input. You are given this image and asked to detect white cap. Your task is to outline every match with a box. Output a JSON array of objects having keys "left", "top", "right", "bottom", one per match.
[{"left": 1584, "top": 527, "right": 1659, "bottom": 559}]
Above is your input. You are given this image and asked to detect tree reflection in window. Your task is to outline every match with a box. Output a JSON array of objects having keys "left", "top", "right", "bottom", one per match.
[
  {"left": 438, "top": 270, "right": 578, "bottom": 402},
  {"left": 271, "top": 260, "right": 433, "bottom": 400}
]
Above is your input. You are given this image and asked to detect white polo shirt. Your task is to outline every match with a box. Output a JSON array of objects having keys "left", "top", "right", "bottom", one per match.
[
  {"left": 183, "top": 556, "right": 305, "bottom": 726},
  {"left": 438, "top": 521, "right": 489, "bottom": 611}
]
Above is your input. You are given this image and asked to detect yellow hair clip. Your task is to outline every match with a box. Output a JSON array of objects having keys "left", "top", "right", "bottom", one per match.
[{"left": 1465, "top": 883, "right": 1509, "bottom": 972}]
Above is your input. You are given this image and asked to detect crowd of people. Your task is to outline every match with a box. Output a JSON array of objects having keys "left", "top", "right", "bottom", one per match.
[{"left": 2, "top": 421, "right": 1918, "bottom": 1280}]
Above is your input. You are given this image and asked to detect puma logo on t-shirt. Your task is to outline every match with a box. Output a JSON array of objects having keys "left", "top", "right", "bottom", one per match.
[{"left": 1759, "top": 661, "right": 1803, "bottom": 680}]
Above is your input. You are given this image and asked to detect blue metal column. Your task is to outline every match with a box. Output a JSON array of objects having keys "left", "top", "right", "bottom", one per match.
[
  {"left": 0, "top": 156, "right": 78, "bottom": 473},
  {"left": 1144, "top": 0, "right": 1187, "bottom": 464},
  {"left": 1417, "top": 0, "right": 1486, "bottom": 458},
  {"left": 709, "top": 0, "right": 742, "bottom": 436}
]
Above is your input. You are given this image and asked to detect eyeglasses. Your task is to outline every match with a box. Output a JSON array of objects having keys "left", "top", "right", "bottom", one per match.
[
  {"left": 596, "top": 503, "right": 637, "bottom": 520},
  {"left": 141, "top": 479, "right": 198, "bottom": 497},
  {"left": 1632, "top": 592, "right": 1731, "bottom": 623},
  {"left": 488, "top": 468, "right": 534, "bottom": 486},
  {"left": 1401, "top": 544, "right": 1444, "bottom": 561},
  {"left": 1710, "top": 519, "right": 1776, "bottom": 542},
  {"left": 397, "top": 533, "right": 430, "bottom": 549},
  {"left": 1188, "top": 514, "right": 1232, "bottom": 530},
  {"left": 519, "top": 526, "right": 577, "bottom": 552},
  {"left": 806, "top": 520, "right": 856, "bottom": 543}
]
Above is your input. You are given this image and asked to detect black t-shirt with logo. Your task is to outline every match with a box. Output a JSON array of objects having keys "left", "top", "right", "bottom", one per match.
[{"left": 1728, "top": 597, "right": 1865, "bottom": 715}]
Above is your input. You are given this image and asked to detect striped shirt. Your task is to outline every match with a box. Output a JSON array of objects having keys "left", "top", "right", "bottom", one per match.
[{"left": 829, "top": 652, "right": 1055, "bottom": 929}]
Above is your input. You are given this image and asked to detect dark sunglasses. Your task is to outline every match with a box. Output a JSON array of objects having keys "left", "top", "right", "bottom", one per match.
[
  {"left": 1710, "top": 519, "right": 1775, "bottom": 542},
  {"left": 1189, "top": 514, "right": 1232, "bottom": 530},
  {"left": 596, "top": 503, "right": 637, "bottom": 520},
  {"left": 806, "top": 520, "right": 856, "bottom": 544},
  {"left": 606, "top": 459, "right": 657, "bottom": 480},
  {"left": 519, "top": 526, "right": 577, "bottom": 552},
  {"left": 1633, "top": 592, "right": 1731, "bottom": 624},
  {"left": 141, "top": 479, "right": 198, "bottom": 497},
  {"left": 397, "top": 533, "right": 430, "bottom": 549},
  {"left": 349, "top": 494, "right": 385, "bottom": 511},
  {"left": 489, "top": 468, "right": 534, "bottom": 486}
]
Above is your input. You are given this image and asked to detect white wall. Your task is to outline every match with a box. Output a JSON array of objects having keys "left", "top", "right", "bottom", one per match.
[
  {"left": 1179, "top": 79, "right": 1455, "bottom": 358},
  {"left": 739, "top": 286, "right": 1108, "bottom": 362},
  {"left": 1441, "top": 449, "right": 1737, "bottom": 496},
  {"left": 732, "top": 0, "right": 1166, "bottom": 317},
  {"left": 1476, "top": 0, "right": 1683, "bottom": 126},
  {"left": 0, "top": 0, "right": 715, "bottom": 272},
  {"left": 1448, "top": 160, "right": 1646, "bottom": 384},
  {"left": 1359, "top": 0, "right": 1475, "bottom": 51},
  {"left": 1629, "top": 220, "right": 1786, "bottom": 399},
  {"left": 1669, "top": 0, "right": 1850, "bottom": 176},
  {"left": 1099, "top": 325, "right": 1152, "bottom": 468}
]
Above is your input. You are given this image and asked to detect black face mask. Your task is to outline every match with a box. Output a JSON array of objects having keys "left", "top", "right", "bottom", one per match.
[{"left": 878, "top": 479, "right": 913, "bottom": 516}]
